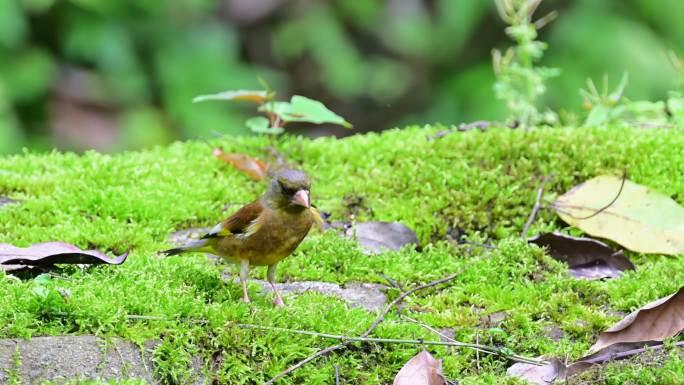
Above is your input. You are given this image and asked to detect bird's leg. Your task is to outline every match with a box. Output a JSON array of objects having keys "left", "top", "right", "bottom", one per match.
[
  {"left": 239, "top": 259, "right": 251, "bottom": 303},
  {"left": 267, "top": 263, "right": 284, "bottom": 307}
]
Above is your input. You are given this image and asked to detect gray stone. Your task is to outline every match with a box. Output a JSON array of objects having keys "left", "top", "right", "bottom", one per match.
[
  {"left": 223, "top": 273, "right": 388, "bottom": 311},
  {"left": 167, "top": 227, "right": 211, "bottom": 246},
  {"left": 0, "top": 197, "right": 17, "bottom": 208},
  {"left": 0, "top": 336, "right": 154, "bottom": 383},
  {"left": 0, "top": 336, "right": 206, "bottom": 385}
]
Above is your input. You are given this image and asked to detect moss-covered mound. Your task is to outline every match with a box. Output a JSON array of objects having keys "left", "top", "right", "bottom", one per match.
[{"left": 2, "top": 125, "right": 684, "bottom": 384}]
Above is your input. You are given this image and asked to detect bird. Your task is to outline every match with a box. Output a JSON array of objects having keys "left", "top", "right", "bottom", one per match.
[{"left": 163, "top": 168, "right": 321, "bottom": 306}]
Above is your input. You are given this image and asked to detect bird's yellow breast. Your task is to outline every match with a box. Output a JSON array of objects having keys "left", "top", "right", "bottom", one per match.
[{"left": 213, "top": 208, "right": 314, "bottom": 266}]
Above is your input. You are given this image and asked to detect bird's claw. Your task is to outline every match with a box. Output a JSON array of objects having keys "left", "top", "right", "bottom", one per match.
[{"left": 273, "top": 297, "right": 284, "bottom": 307}]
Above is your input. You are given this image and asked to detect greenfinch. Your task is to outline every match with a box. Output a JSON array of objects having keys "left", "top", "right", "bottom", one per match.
[{"left": 164, "top": 169, "right": 320, "bottom": 306}]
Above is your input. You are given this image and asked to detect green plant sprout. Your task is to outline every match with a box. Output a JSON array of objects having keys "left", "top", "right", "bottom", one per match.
[
  {"left": 579, "top": 72, "right": 629, "bottom": 126},
  {"left": 492, "top": 0, "right": 559, "bottom": 127},
  {"left": 193, "top": 80, "right": 352, "bottom": 135}
]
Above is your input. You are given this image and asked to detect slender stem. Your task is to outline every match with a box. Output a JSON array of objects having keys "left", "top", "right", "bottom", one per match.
[
  {"left": 521, "top": 176, "right": 548, "bottom": 238},
  {"left": 263, "top": 273, "right": 460, "bottom": 384},
  {"left": 239, "top": 323, "right": 543, "bottom": 365},
  {"left": 402, "top": 316, "right": 544, "bottom": 365}
]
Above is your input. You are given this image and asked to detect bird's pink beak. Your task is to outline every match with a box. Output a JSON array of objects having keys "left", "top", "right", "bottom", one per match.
[{"left": 292, "top": 190, "right": 310, "bottom": 208}]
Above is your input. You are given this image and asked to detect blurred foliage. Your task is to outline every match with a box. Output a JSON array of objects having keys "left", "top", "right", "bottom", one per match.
[
  {"left": 492, "top": 0, "right": 559, "bottom": 126},
  {"left": 0, "top": 0, "right": 682, "bottom": 154}
]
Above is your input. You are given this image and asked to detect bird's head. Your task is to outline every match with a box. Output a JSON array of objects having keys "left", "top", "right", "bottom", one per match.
[{"left": 265, "top": 169, "right": 311, "bottom": 211}]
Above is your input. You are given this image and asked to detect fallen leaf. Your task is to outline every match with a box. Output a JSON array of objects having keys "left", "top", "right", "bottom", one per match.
[
  {"left": 192, "top": 90, "right": 268, "bottom": 104},
  {"left": 345, "top": 221, "right": 419, "bottom": 254},
  {"left": 553, "top": 175, "right": 684, "bottom": 254},
  {"left": 213, "top": 148, "right": 269, "bottom": 181},
  {"left": 529, "top": 232, "right": 634, "bottom": 280},
  {"left": 0, "top": 242, "right": 128, "bottom": 272},
  {"left": 508, "top": 340, "right": 682, "bottom": 383},
  {"left": 507, "top": 358, "right": 566, "bottom": 385},
  {"left": 393, "top": 350, "right": 445, "bottom": 385},
  {"left": 589, "top": 286, "right": 684, "bottom": 353}
]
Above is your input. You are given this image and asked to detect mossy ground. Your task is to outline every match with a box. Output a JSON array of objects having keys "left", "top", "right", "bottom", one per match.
[{"left": 1, "top": 125, "right": 684, "bottom": 384}]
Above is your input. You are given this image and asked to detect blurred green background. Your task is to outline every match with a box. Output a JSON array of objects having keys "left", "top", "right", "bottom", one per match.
[{"left": 0, "top": 0, "right": 681, "bottom": 154}]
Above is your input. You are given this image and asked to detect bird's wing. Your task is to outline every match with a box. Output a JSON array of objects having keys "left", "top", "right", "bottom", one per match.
[{"left": 202, "top": 200, "right": 264, "bottom": 239}]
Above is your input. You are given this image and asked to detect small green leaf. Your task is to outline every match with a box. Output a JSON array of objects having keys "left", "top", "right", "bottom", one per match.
[
  {"left": 258, "top": 101, "right": 292, "bottom": 116},
  {"left": 499, "top": 347, "right": 515, "bottom": 357},
  {"left": 245, "top": 116, "right": 284, "bottom": 135},
  {"left": 245, "top": 116, "right": 270, "bottom": 132},
  {"left": 34, "top": 273, "right": 52, "bottom": 285},
  {"left": 32, "top": 285, "right": 50, "bottom": 298},
  {"left": 286, "top": 95, "right": 352, "bottom": 128},
  {"left": 193, "top": 90, "right": 268, "bottom": 104},
  {"left": 488, "top": 327, "right": 509, "bottom": 337}
]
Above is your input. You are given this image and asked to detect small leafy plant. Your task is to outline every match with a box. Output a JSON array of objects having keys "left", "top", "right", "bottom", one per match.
[
  {"left": 579, "top": 73, "right": 629, "bottom": 127},
  {"left": 492, "top": 0, "right": 559, "bottom": 127},
  {"left": 193, "top": 82, "right": 352, "bottom": 135}
]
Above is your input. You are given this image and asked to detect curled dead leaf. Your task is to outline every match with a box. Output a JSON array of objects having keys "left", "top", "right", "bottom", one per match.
[
  {"left": 507, "top": 358, "right": 566, "bottom": 385},
  {"left": 589, "top": 286, "right": 684, "bottom": 353},
  {"left": 529, "top": 232, "right": 634, "bottom": 280},
  {"left": 213, "top": 148, "right": 269, "bottom": 181},
  {"left": 393, "top": 350, "right": 445, "bottom": 385},
  {"left": 0, "top": 242, "right": 128, "bottom": 272}
]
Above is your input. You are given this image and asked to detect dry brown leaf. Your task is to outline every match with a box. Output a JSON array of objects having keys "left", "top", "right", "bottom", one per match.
[
  {"left": 393, "top": 350, "right": 445, "bottom": 385},
  {"left": 213, "top": 148, "right": 269, "bottom": 181},
  {"left": 507, "top": 358, "right": 567, "bottom": 385},
  {"left": 0, "top": 242, "right": 128, "bottom": 272},
  {"left": 589, "top": 286, "right": 684, "bottom": 353},
  {"left": 529, "top": 232, "right": 634, "bottom": 280}
]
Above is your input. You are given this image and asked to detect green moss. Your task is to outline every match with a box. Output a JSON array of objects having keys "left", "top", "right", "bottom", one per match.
[{"left": 1, "top": 125, "right": 684, "bottom": 383}]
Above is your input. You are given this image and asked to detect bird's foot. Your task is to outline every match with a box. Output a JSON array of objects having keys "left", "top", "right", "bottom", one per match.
[
  {"left": 242, "top": 296, "right": 251, "bottom": 304},
  {"left": 273, "top": 297, "right": 284, "bottom": 307}
]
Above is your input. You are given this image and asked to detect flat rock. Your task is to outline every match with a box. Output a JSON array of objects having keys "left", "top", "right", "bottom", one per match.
[
  {"left": 0, "top": 336, "right": 204, "bottom": 384},
  {"left": 223, "top": 273, "right": 388, "bottom": 311},
  {"left": 0, "top": 336, "right": 154, "bottom": 384},
  {"left": 0, "top": 197, "right": 17, "bottom": 208},
  {"left": 168, "top": 227, "right": 211, "bottom": 246}
]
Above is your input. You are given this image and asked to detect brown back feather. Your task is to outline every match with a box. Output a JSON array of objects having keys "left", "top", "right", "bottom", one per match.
[{"left": 222, "top": 200, "right": 264, "bottom": 234}]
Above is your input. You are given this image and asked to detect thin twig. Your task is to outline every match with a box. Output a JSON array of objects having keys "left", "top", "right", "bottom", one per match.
[
  {"left": 521, "top": 176, "right": 548, "bottom": 238},
  {"left": 581, "top": 341, "right": 684, "bottom": 365},
  {"left": 377, "top": 272, "right": 406, "bottom": 292},
  {"left": 333, "top": 364, "right": 340, "bottom": 385},
  {"left": 553, "top": 171, "right": 627, "bottom": 220},
  {"left": 263, "top": 274, "right": 460, "bottom": 385},
  {"left": 363, "top": 274, "right": 459, "bottom": 337},
  {"left": 402, "top": 316, "right": 542, "bottom": 365},
  {"left": 238, "top": 324, "right": 544, "bottom": 365}
]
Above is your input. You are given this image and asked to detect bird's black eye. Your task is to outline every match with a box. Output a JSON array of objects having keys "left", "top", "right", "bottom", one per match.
[{"left": 280, "top": 184, "right": 296, "bottom": 195}]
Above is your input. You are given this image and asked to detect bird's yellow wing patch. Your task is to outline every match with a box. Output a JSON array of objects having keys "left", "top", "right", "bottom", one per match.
[{"left": 310, "top": 207, "right": 326, "bottom": 233}]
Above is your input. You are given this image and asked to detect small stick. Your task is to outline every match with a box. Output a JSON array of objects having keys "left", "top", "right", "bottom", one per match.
[
  {"left": 239, "top": 323, "right": 544, "bottom": 365},
  {"left": 581, "top": 341, "right": 684, "bottom": 365},
  {"left": 476, "top": 333, "right": 481, "bottom": 373},
  {"left": 377, "top": 272, "right": 405, "bottom": 292},
  {"left": 401, "top": 316, "right": 540, "bottom": 365},
  {"left": 521, "top": 177, "right": 548, "bottom": 238},
  {"left": 263, "top": 274, "right": 460, "bottom": 384},
  {"left": 333, "top": 364, "right": 340, "bottom": 385}
]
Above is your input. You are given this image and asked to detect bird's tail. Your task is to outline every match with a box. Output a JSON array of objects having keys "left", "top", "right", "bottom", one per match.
[{"left": 162, "top": 239, "right": 211, "bottom": 256}]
